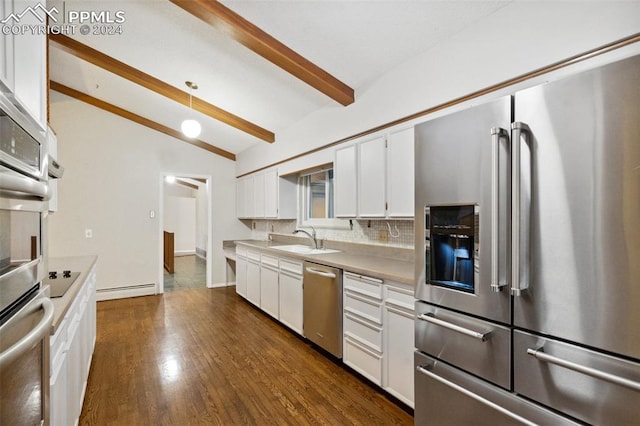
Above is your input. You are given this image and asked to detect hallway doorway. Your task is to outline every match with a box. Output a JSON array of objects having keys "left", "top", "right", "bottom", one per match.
[{"left": 159, "top": 174, "right": 212, "bottom": 293}]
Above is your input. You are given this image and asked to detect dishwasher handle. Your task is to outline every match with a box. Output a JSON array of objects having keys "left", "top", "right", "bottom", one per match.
[{"left": 305, "top": 267, "right": 336, "bottom": 279}]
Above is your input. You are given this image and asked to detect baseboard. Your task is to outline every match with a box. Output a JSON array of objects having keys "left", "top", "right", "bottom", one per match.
[
  {"left": 96, "top": 283, "right": 156, "bottom": 301},
  {"left": 174, "top": 250, "right": 195, "bottom": 257},
  {"left": 196, "top": 247, "right": 207, "bottom": 259},
  {"left": 207, "top": 282, "right": 233, "bottom": 289}
]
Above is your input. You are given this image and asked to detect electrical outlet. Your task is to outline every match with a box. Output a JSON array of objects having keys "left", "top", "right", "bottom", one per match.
[
  {"left": 85, "top": 229, "right": 93, "bottom": 238},
  {"left": 378, "top": 229, "right": 388, "bottom": 243}
]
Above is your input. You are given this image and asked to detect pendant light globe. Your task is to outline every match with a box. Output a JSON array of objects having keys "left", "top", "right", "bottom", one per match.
[
  {"left": 181, "top": 119, "right": 201, "bottom": 138},
  {"left": 181, "top": 81, "right": 201, "bottom": 138}
]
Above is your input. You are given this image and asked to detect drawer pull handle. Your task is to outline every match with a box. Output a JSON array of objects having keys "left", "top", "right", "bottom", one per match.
[
  {"left": 418, "top": 313, "right": 491, "bottom": 342},
  {"left": 526, "top": 348, "right": 640, "bottom": 391}
]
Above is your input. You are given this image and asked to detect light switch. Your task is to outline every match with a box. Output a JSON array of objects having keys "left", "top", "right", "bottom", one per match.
[
  {"left": 150, "top": 210, "right": 156, "bottom": 219},
  {"left": 85, "top": 229, "right": 93, "bottom": 238}
]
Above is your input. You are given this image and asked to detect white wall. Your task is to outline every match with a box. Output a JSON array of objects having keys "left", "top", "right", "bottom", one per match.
[
  {"left": 195, "top": 184, "right": 208, "bottom": 256},
  {"left": 48, "top": 93, "right": 251, "bottom": 295},
  {"left": 236, "top": 2, "right": 640, "bottom": 175},
  {"left": 163, "top": 195, "right": 196, "bottom": 255}
]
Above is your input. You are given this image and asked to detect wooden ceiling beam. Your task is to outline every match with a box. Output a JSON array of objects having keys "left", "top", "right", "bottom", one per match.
[
  {"left": 50, "top": 81, "right": 236, "bottom": 161},
  {"left": 169, "top": 0, "right": 355, "bottom": 106},
  {"left": 49, "top": 34, "right": 274, "bottom": 143},
  {"left": 175, "top": 179, "right": 200, "bottom": 190}
]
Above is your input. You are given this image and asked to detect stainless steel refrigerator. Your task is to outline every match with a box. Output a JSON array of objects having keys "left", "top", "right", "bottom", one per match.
[{"left": 414, "top": 53, "right": 640, "bottom": 425}]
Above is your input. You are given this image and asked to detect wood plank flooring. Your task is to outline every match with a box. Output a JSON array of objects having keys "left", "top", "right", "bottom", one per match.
[{"left": 80, "top": 287, "right": 413, "bottom": 425}]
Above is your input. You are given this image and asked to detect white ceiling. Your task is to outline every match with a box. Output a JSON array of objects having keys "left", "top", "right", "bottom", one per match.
[{"left": 49, "top": 0, "right": 512, "bottom": 158}]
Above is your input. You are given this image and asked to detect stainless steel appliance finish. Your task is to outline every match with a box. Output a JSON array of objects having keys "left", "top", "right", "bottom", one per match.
[
  {"left": 415, "top": 96, "right": 512, "bottom": 325},
  {"left": 303, "top": 261, "right": 343, "bottom": 358},
  {"left": 0, "top": 288, "right": 53, "bottom": 426},
  {"left": 414, "top": 54, "right": 640, "bottom": 425},
  {"left": 414, "top": 351, "right": 580, "bottom": 426},
  {"left": 415, "top": 301, "right": 511, "bottom": 389}
]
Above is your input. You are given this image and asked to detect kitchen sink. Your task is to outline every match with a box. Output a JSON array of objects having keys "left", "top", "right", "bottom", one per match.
[{"left": 270, "top": 245, "right": 340, "bottom": 255}]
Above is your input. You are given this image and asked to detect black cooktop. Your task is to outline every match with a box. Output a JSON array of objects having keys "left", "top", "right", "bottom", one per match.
[{"left": 43, "top": 271, "right": 80, "bottom": 298}]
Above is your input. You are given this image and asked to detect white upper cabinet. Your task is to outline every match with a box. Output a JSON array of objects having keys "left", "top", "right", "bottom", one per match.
[
  {"left": 244, "top": 176, "right": 255, "bottom": 218},
  {"left": 264, "top": 169, "right": 278, "bottom": 218},
  {"left": 253, "top": 172, "right": 266, "bottom": 218},
  {"left": 386, "top": 127, "right": 415, "bottom": 217},
  {"left": 236, "top": 178, "right": 246, "bottom": 218},
  {"left": 0, "top": 1, "right": 14, "bottom": 91},
  {"left": 335, "top": 144, "right": 358, "bottom": 217},
  {"left": 5, "top": 0, "right": 47, "bottom": 129},
  {"left": 236, "top": 169, "right": 296, "bottom": 219},
  {"left": 358, "top": 136, "right": 386, "bottom": 217},
  {"left": 334, "top": 127, "right": 415, "bottom": 219}
]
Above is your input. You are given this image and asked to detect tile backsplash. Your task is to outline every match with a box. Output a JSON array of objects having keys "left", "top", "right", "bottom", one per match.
[{"left": 248, "top": 218, "right": 414, "bottom": 248}]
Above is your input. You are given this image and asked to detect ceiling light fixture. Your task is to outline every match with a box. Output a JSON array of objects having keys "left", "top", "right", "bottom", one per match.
[{"left": 181, "top": 81, "right": 201, "bottom": 139}]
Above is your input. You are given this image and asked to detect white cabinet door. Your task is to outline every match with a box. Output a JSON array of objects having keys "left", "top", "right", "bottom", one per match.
[
  {"left": 12, "top": 0, "right": 46, "bottom": 128},
  {"left": 235, "top": 255, "right": 247, "bottom": 297},
  {"left": 236, "top": 179, "right": 245, "bottom": 218},
  {"left": 387, "top": 128, "right": 415, "bottom": 217},
  {"left": 260, "top": 256, "right": 279, "bottom": 319},
  {"left": 278, "top": 258, "right": 303, "bottom": 334},
  {"left": 358, "top": 136, "right": 386, "bottom": 217},
  {"left": 246, "top": 254, "right": 261, "bottom": 306},
  {"left": 264, "top": 170, "right": 278, "bottom": 218},
  {"left": 384, "top": 284, "right": 416, "bottom": 407},
  {"left": 244, "top": 176, "right": 255, "bottom": 219},
  {"left": 335, "top": 144, "right": 357, "bottom": 217},
  {"left": 0, "top": 1, "right": 14, "bottom": 90},
  {"left": 47, "top": 128, "right": 58, "bottom": 212},
  {"left": 253, "top": 173, "right": 265, "bottom": 218}
]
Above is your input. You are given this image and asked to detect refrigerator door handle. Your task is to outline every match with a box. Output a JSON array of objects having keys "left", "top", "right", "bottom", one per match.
[
  {"left": 490, "top": 127, "right": 509, "bottom": 292},
  {"left": 418, "top": 313, "right": 492, "bottom": 342},
  {"left": 511, "top": 122, "right": 531, "bottom": 296},
  {"left": 526, "top": 348, "right": 640, "bottom": 392}
]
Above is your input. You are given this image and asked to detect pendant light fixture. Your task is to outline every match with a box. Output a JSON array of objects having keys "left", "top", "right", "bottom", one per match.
[{"left": 181, "top": 81, "right": 201, "bottom": 139}]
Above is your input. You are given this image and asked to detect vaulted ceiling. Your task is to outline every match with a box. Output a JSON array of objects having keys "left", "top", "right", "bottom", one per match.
[{"left": 49, "top": 0, "right": 511, "bottom": 160}]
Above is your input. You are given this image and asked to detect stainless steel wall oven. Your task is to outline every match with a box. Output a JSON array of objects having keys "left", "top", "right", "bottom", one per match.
[{"left": 0, "top": 92, "right": 52, "bottom": 425}]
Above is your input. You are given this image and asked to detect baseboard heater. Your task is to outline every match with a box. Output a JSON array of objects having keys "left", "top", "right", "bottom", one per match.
[{"left": 96, "top": 283, "right": 156, "bottom": 301}]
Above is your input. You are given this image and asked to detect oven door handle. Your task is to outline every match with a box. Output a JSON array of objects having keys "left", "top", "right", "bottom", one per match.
[
  {"left": 0, "top": 172, "right": 50, "bottom": 200},
  {"left": 0, "top": 298, "right": 54, "bottom": 369},
  {"left": 418, "top": 313, "right": 491, "bottom": 342},
  {"left": 416, "top": 365, "right": 537, "bottom": 426}
]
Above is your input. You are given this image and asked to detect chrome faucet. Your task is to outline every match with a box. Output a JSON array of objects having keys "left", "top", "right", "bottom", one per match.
[{"left": 293, "top": 226, "right": 318, "bottom": 249}]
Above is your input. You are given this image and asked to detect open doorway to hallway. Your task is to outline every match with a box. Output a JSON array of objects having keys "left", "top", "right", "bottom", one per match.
[{"left": 160, "top": 175, "right": 211, "bottom": 292}]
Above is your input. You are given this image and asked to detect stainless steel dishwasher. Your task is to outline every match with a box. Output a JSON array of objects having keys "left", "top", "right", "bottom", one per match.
[{"left": 303, "top": 262, "right": 343, "bottom": 358}]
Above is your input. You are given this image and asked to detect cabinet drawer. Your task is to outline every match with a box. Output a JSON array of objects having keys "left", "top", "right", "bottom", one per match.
[
  {"left": 344, "top": 291, "right": 383, "bottom": 324},
  {"left": 279, "top": 258, "right": 302, "bottom": 276},
  {"left": 344, "top": 336, "right": 383, "bottom": 385},
  {"left": 236, "top": 246, "right": 247, "bottom": 257},
  {"left": 247, "top": 250, "right": 261, "bottom": 262},
  {"left": 50, "top": 317, "right": 69, "bottom": 367},
  {"left": 344, "top": 312, "right": 382, "bottom": 352},
  {"left": 261, "top": 254, "right": 278, "bottom": 268},
  {"left": 344, "top": 272, "right": 383, "bottom": 299},
  {"left": 385, "top": 284, "right": 415, "bottom": 312}
]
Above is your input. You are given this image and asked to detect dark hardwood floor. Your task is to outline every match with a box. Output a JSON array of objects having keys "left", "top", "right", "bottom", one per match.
[{"left": 80, "top": 287, "right": 413, "bottom": 425}]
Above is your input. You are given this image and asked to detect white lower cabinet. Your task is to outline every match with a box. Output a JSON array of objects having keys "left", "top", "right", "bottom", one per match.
[
  {"left": 383, "top": 284, "right": 416, "bottom": 408},
  {"left": 246, "top": 251, "right": 261, "bottom": 306},
  {"left": 260, "top": 254, "right": 279, "bottom": 319},
  {"left": 278, "top": 258, "right": 303, "bottom": 335},
  {"left": 50, "top": 264, "right": 97, "bottom": 426},
  {"left": 343, "top": 272, "right": 384, "bottom": 385},
  {"left": 235, "top": 247, "right": 247, "bottom": 298}
]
